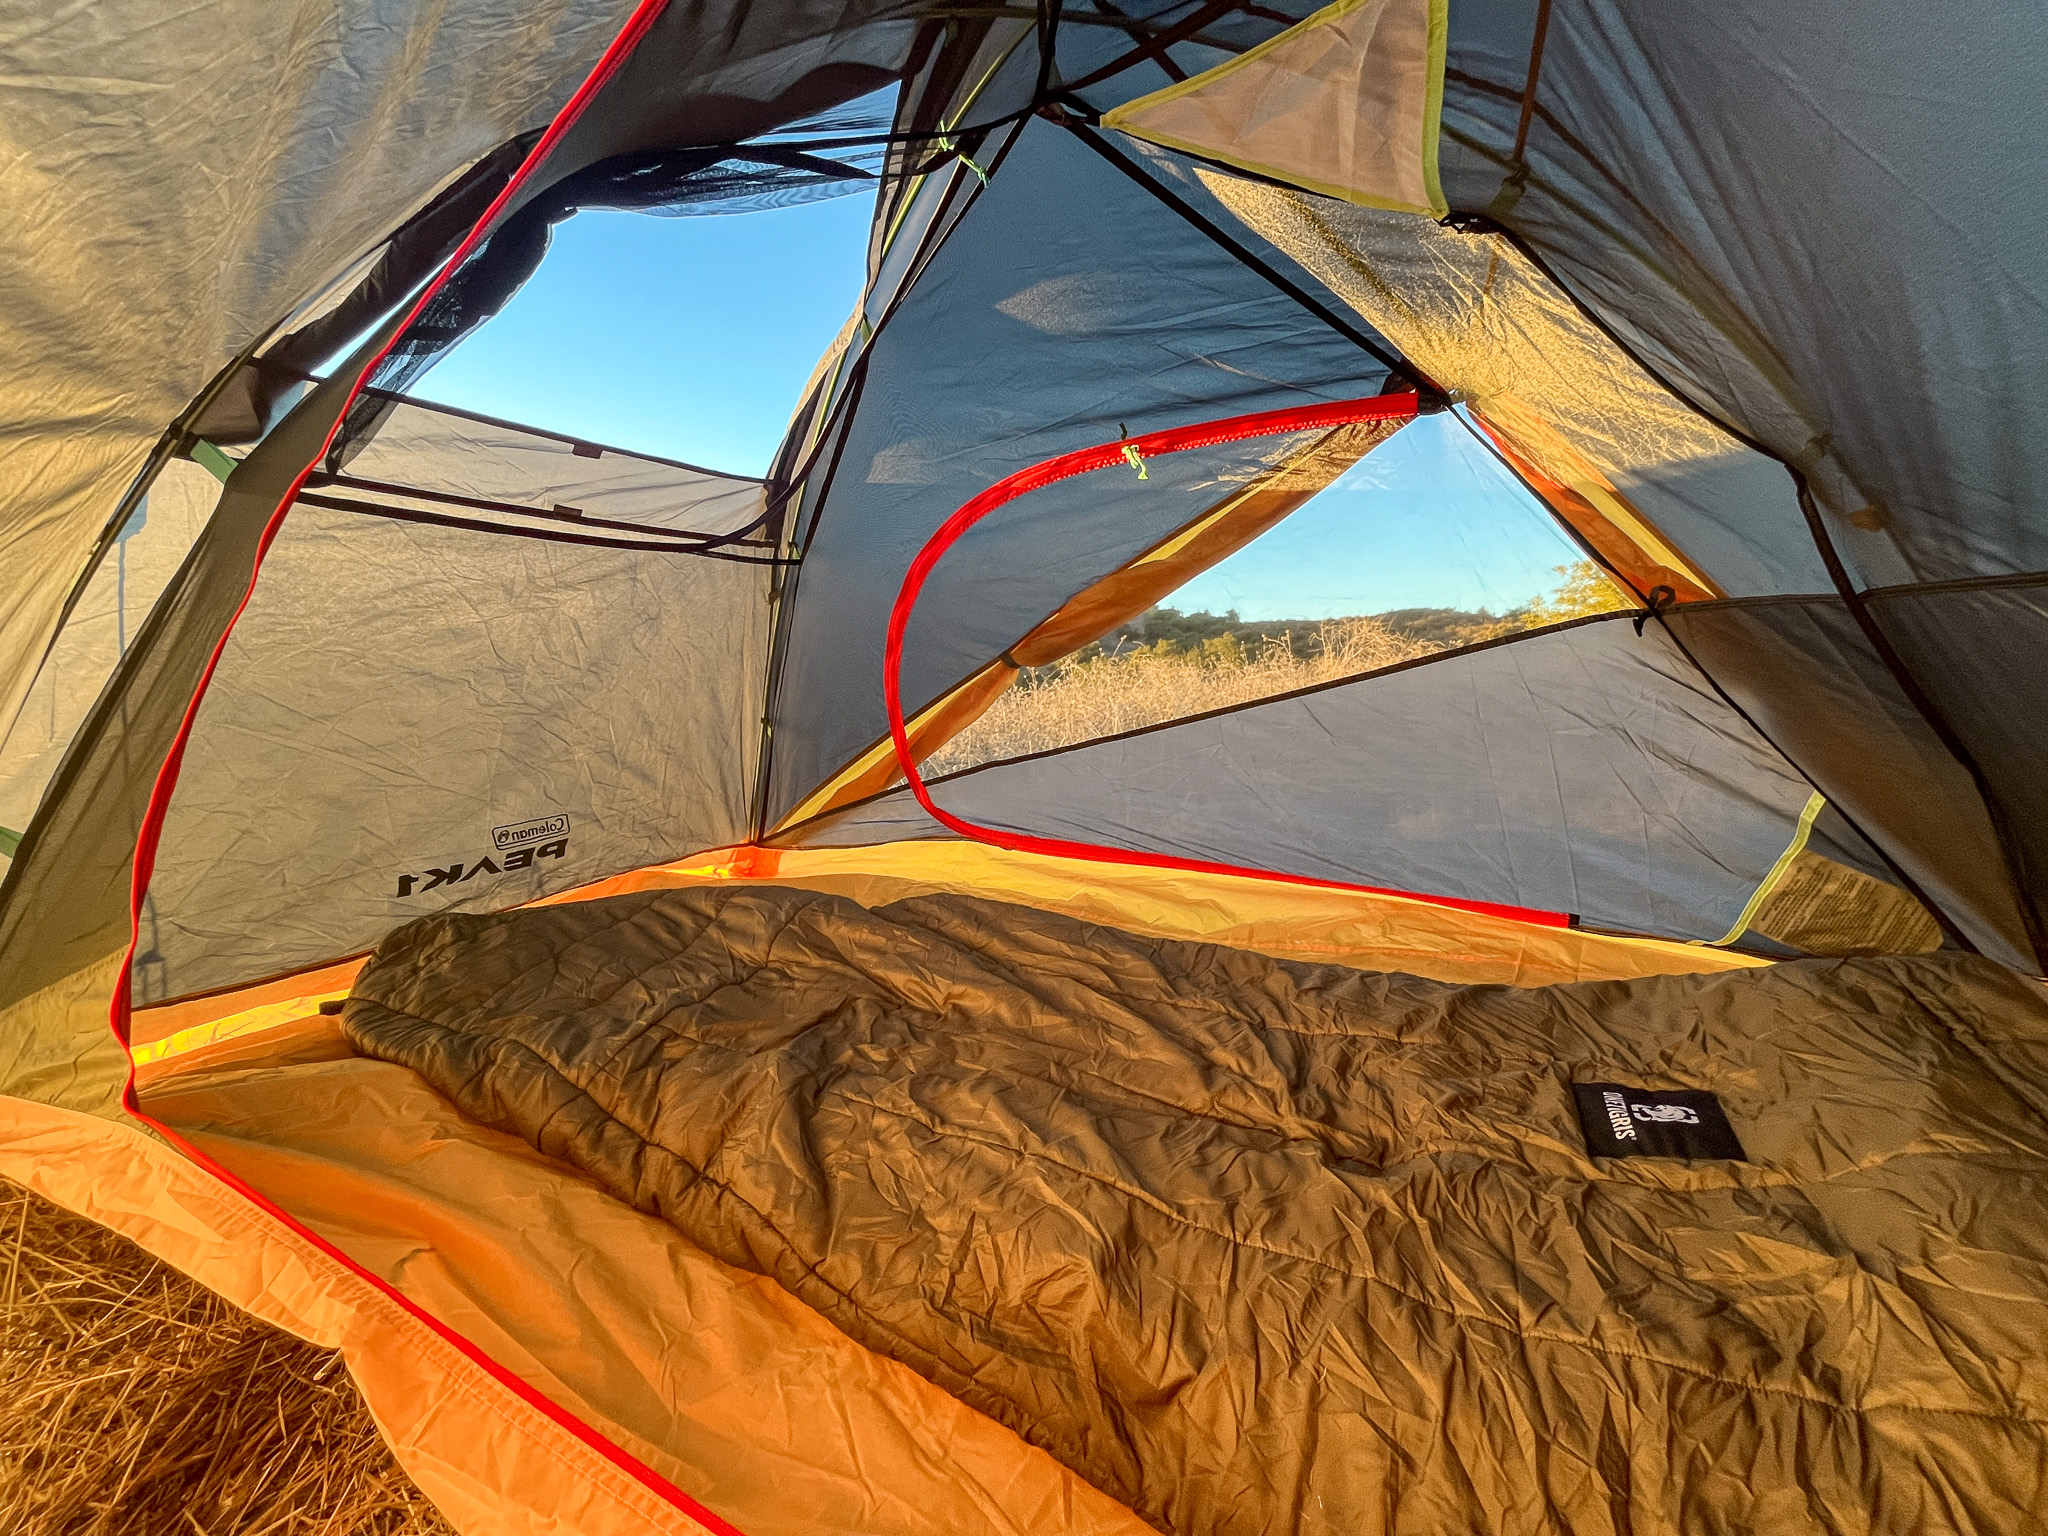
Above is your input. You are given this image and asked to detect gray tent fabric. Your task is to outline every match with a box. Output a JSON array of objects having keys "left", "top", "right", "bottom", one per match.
[
  {"left": 1432, "top": 0, "right": 2048, "bottom": 957},
  {"left": 126, "top": 394, "right": 771, "bottom": 1002},
  {"left": 764, "top": 119, "right": 1400, "bottom": 825},
  {"left": 1048, "top": 0, "right": 1333, "bottom": 116},
  {"left": 0, "top": 460, "right": 223, "bottom": 862},
  {"left": 0, "top": 0, "right": 929, "bottom": 1017},
  {"left": 0, "top": 0, "right": 644, "bottom": 769},
  {"left": 0, "top": 332, "right": 409, "bottom": 1014},
  {"left": 330, "top": 394, "right": 767, "bottom": 534},
  {"left": 1666, "top": 597, "right": 2035, "bottom": 970},
  {"left": 138, "top": 495, "right": 770, "bottom": 1004},
  {"left": 790, "top": 613, "right": 1904, "bottom": 946},
  {"left": 1864, "top": 578, "right": 2048, "bottom": 951}
]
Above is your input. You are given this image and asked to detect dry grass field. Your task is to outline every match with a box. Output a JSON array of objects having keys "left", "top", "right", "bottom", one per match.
[
  {"left": 0, "top": 1178, "right": 452, "bottom": 1536},
  {"left": 927, "top": 614, "right": 1433, "bottom": 775},
  {"left": 927, "top": 562, "right": 1629, "bottom": 776}
]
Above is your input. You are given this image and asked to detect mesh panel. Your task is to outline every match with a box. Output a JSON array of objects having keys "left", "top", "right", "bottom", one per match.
[
  {"left": 814, "top": 616, "right": 1911, "bottom": 948},
  {"left": 355, "top": 143, "right": 885, "bottom": 410},
  {"left": 763, "top": 118, "right": 1403, "bottom": 824},
  {"left": 914, "top": 412, "right": 1626, "bottom": 780},
  {"left": 337, "top": 93, "right": 905, "bottom": 453},
  {"left": 1055, "top": 0, "right": 1333, "bottom": 114}
]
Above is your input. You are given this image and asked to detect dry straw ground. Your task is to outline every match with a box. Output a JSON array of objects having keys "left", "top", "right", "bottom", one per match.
[
  {"left": 927, "top": 562, "right": 1629, "bottom": 776},
  {"left": 0, "top": 1177, "right": 453, "bottom": 1536},
  {"left": 927, "top": 614, "right": 1433, "bottom": 775}
]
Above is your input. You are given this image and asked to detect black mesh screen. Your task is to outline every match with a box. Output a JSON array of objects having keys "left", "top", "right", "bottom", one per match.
[
  {"left": 359, "top": 145, "right": 884, "bottom": 402},
  {"left": 333, "top": 101, "right": 900, "bottom": 456}
]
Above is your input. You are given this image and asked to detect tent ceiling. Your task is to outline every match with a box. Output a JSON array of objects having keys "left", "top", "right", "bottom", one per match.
[
  {"left": 0, "top": 0, "right": 643, "bottom": 767},
  {"left": 2, "top": 0, "right": 2044, "bottom": 1025}
]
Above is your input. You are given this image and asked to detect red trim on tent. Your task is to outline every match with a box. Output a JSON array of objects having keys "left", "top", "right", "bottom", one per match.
[
  {"left": 882, "top": 393, "right": 1572, "bottom": 931},
  {"left": 121, "top": 1113, "right": 748, "bottom": 1536},
  {"left": 106, "top": 5, "right": 754, "bottom": 1532}
]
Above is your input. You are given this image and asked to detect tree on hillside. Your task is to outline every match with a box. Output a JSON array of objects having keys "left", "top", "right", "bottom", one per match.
[{"left": 1501, "top": 561, "right": 1632, "bottom": 629}]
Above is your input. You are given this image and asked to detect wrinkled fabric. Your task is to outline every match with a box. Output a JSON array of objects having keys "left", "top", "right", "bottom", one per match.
[
  {"left": 1103, "top": 0, "right": 1446, "bottom": 217},
  {"left": 0, "top": 0, "right": 643, "bottom": 754},
  {"left": 346, "top": 884, "right": 2048, "bottom": 1536}
]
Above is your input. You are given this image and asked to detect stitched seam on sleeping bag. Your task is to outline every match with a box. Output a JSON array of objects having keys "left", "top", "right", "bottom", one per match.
[{"left": 838, "top": 1092, "right": 2048, "bottom": 1428}]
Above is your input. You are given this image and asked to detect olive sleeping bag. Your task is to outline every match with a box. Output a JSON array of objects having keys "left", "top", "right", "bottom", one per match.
[{"left": 342, "top": 884, "right": 2048, "bottom": 1536}]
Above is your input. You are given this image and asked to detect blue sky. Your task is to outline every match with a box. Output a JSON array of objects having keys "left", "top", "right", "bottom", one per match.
[
  {"left": 412, "top": 197, "right": 1583, "bottom": 617},
  {"left": 412, "top": 195, "right": 879, "bottom": 474},
  {"left": 1170, "top": 415, "right": 1589, "bottom": 620}
]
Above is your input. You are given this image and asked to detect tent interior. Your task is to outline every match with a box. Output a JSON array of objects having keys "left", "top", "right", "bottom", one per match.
[{"left": 3, "top": 1, "right": 2047, "bottom": 1533}]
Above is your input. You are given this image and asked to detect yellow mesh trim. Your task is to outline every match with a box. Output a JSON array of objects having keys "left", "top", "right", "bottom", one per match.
[{"left": 1703, "top": 791, "right": 1825, "bottom": 946}]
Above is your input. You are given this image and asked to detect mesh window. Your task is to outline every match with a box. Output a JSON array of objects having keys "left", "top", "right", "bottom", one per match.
[
  {"left": 921, "top": 411, "right": 1625, "bottom": 778},
  {"left": 333, "top": 95, "right": 902, "bottom": 451},
  {"left": 813, "top": 402, "right": 1633, "bottom": 831}
]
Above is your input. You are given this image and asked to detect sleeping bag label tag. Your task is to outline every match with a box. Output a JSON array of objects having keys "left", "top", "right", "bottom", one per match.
[{"left": 1572, "top": 1083, "right": 1746, "bottom": 1161}]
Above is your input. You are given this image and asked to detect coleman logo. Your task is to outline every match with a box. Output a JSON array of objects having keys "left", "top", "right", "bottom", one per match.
[
  {"left": 1601, "top": 1090, "right": 1637, "bottom": 1141},
  {"left": 494, "top": 814, "right": 570, "bottom": 850},
  {"left": 1631, "top": 1103, "right": 1700, "bottom": 1125},
  {"left": 394, "top": 836, "right": 568, "bottom": 897}
]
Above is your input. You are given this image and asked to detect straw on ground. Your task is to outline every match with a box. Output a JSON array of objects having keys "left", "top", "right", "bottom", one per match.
[
  {"left": 0, "top": 1177, "right": 452, "bottom": 1536},
  {"left": 929, "top": 562, "right": 1629, "bottom": 776}
]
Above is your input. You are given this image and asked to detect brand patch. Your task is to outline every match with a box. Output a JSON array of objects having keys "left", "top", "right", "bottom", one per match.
[
  {"left": 494, "top": 813, "right": 571, "bottom": 850},
  {"left": 393, "top": 836, "right": 568, "bottom": 898},
  {"left": 1571, "top": 1082, "right": 1746, "bottom": 1161}
]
